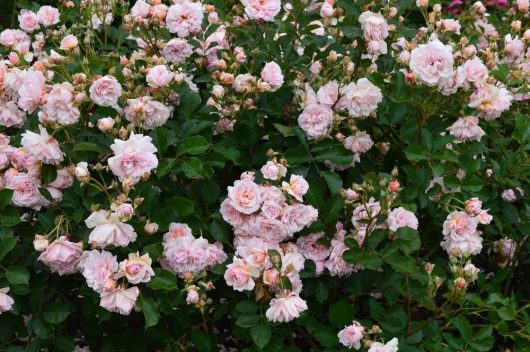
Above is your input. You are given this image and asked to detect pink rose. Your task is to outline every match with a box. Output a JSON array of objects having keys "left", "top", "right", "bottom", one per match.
[
  {"left": 165, "top": 1, "right": 204, "bottom": 37},
  {"left": 99, "top": 286, "right": 140, "bottom": 315},
  {"left": 161, "top": 232, "right": 226, "bottom": 275},
  {"left": 224, "top": 258, "right": 259, "bottom": 291},
  {"left": 78, "top": 250, "right": 119, "bottom": 293},
  {"left": 465, "top": 197, "right": 483, "bottom": 214},
  {"left": 251, "top": 216, "right": 288, "bottom": 242},
  {"left": 409, "top": 39, "right": 454, "bottom": 86},
  {"left": 296, "top": 232, "right": 331, "bottom": 262},
  {"left": 228, "top": 179, "right": 262, "bottom": 214},
  {"left": 39, "top": 82, "right": 80, "bottom": 125},
  {"left": 130, "top": 0, "right": 151, "bottom": 18},
  {"left": 97, "top": 117, "right": 115, "bottom": 132},
  {"left": 338, "top": 322, "right": 364, "bottom": 349},
  {"left": 0, "top": 101, "right": 26, "bottom": 127},
  {"left": 447, "top": 116, "right": 485, "bottom": 142},
  {"left": 17, "top": 69, "right": 46, "bottom": 113},
  {"left": 387, "top": 207, "right": 419, "bottom": 232},
  {"left": 282, "top": 175, "right": 309, "bottom": 201},
  {"left": 462, "top": 57, "right": 488, "bottom": 83},
  {"left": 0, "top": 29, "right": 29, "bottom": 47},
  {"left": 266, "top": 292, "right": 308, "bottom": 323},
  {"left": 338, "top": 78, "right": 382, "bottom": 117},
  {"left": 107, "top": 133, "right": 158, "bottom": 183},
  {"left": 358, "top": 11, "right": 389, "bottom": 41},
  {"left": 118, "top": 252, "right": 154, "bottom": 284},
  {"left": 89, "top": 76, "right": 122, "bottom": 107},
  {"left": 0, "top": 288, "right": 15, "bottom": 313},
  {"left": 60, "top": 34, "right": 78, "bottom": 50},
  {"left": 18, "top": 10, "right": 39, "bottom": 33},
  {"left": 233, "top": 73, "right": 256, "bottom": 94},
  {"left": 146, "top": 65, "right": 173, "bottom": 88},
  {"left": 5, "top": 172, "right": 44, "bottom": 210},
  {"left": 85, "top": 211, "right": 138, "bottom": 248},
  {"left": 441, "top": 211, "right": 483, "bottom": 256},
  {"left": 21, "top": 125, "right": 64, "bottom": 164},
  {"left": 260, "top": 160, "right": 287, "bottom": 181},
  {"left": 220, "top": 199, "right": 247, "bottom": 227},
  {"left": 469, "top": 82, "right": 513, "bottom": 120},
  {"left": 260, "top": 62, "right": 284, "bottom": 90},
  {"left": 368, "top": 338, "right": 399, "bottom": 352},
  {"left": 241, "top": 0, "right": 281, "bottom": 21},
  {"left": 49, "top": 169, "right": 73, "bottom": 190},
  {"left": 298, "top": 103, "right": 333, "bottom": 139},
  {"left": 186, "top": 288, "right": 199, "bottom": 304},
  {"left": 38, "top": 236, "right": 83, "bottom": 275},
  {"left": 317, "top": 80, "right": 339, "bottom": 106},
  {"left": 123, "top": 96, "right": 172, "bottom": 129},
  {"left": 343, "top": 131, "right": 374, "bottom": 154},
  {"left": 320, "top": 1, "right": 335, "bottom": 17},
  {"left": 37, "top": 6, "right": 60, "bottom": 27},
  {"left": 436, "top": 19, "right": 461, "bottom": 34},
  {"left": 281, "top": 204, "right": 318, "bottom": 234},
  {"left": 163, "top": 38, "right": 193, "bottom": 63}
]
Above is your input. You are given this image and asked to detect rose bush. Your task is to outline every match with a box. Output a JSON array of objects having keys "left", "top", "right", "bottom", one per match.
[{"left": 0, "top": 0, "right": 529, "bottom": 350}]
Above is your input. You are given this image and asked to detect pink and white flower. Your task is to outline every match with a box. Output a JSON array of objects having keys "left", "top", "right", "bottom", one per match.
[
  {"left": 107, "top": 133, "right": 158, "bottom": 183},
  {"left": 265, "top": 292, "right": 308, "bottom": 323},
  {"left": 89, "top": 76, "right": 122, "bottom": 107},
  {"left": 85, "top": 211, "right": 137, "bottom": 248},
  {"left": 241, "top": 0, "right": 281, "bottom": 22},
  {"left": 38, "top": 236, "right": 83, "bottom": 275},
  {"left": 21, "top": 125, "right": 63, "bottom": 164},
  {"left": 118, "top": 252, "right": 154, "bottom": 284},
  {"left": 387, "top": 207, "right": 419, "bottom": 232},
  {"left": 282, "top": 175, "right": 309, "bottom": 202},
  {"left": 338, "top": 321, "right": 364, "bottom": 350},
  {"left": 99, "top": 286, "right": 139, "bottom": 315},
  {"left": 0, "top": 288, "right": 15, "bottom": 314},
  {"left": 409, "top": 39, "right": 454, "bottom": 86},
  {"left": 166, "top": 1, "right": 204, "bottom": 37}
]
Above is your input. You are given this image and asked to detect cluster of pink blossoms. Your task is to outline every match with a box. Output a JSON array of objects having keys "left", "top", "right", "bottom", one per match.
[
  {"left": 0, "top": 287, "right": 15, "bottom": 315},
  {"left": 0, "top": 131, "right": 71, "bottom": 211},
  {"left": 221, "top": 162, "right": 318, "bottom": 323},
  {"left": 440, "top": 198, "right": 493, "bottom": 256},
  {"left": 160, "top": 222, "right": 227, "bottom": 277}
]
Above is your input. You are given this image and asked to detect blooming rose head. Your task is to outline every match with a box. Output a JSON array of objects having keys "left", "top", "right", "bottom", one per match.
[
  {"left": 227, "top": 179, "right": 262, "bottom": 214},
  {"left": 89, "top": 76, "right": 122, "bottom": 107},
  {"left": 261, "top": 160, "right": 287, "bottom": 181},
  {"left": 118, "top": 252, "right": 155, "bottom": 284},
  {"left": 358, "top": 11, "right": 389, "bottom": 41},
  {"left": 409, "top": 39, "right": 454, "bottom": 86},
  {"left": 165, "top": 1, "right": 204, "bottom": 37},
  {"left": 107, "top": 133, "right": 158, "bottom": 184},
  {"left": 224, "top": 258, "right": 260, "bottom": 291},
  {"left": 37, "top": 6, "right": 60, "bottom": 27},
  {"left": 282, "top": 175, "right": 309, "bottom": 202},
  {"left": 260, "top": 62, "right": 284, "bottom": 91},
  {"left": 338, "top": 321, "right": 364, "bottom": 349},
  {"left": 19, "top": 10, "right": 39, "bottom": 33},
  {"left": 38, "top": 236, "right": 83, "bottom": 275},
  {"left": 99, "top": 286, "right": 140, "bottom": 315},
  {"left": 0, "top": 288, "right": 15, "bottom": 313},
  {"left": 146, "top": 65, "right": 173, "bottom": 88},
  {"left": 241, "top": 0, "right": 281, "bottom": 21},
  {"left": 298, "top": 103, "right": 333, "bottom": 139},
  {"left": 265, "top": 291, "right": 308, "bottom": 323}
]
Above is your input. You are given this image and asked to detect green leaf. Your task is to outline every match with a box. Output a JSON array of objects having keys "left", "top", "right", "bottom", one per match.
[
  {"left": 273, "top": 123, "right": 296, "bottom": 137},
  {"left": 311, "top": 141, "right": 354, "bottom": 165},
  {"left": 404, "top": 144, "right": 427, "bottom": 161},
  {"left": 190, "top": 330, "right": 213, "bottom": 352},
  {"left": 42, "top": 303, "right": 71, "bottom": 324},
  {"left": 178, "top": 91, "right": 202, "bottom": 120},
  {"left": 180, "top": 157, "right": 204, "bottom": 179},
  {"left": 156, "top": 159, "right": 176, "bottom": 177},
  {"left": 251, "top": 324, "right": 272, "bottom": 349},
  {"left": 514, "top": 113, "right": 530, "bottom": 143},
  {"left": 6, "top": 266, "right": 29, "bottom": 285},
  {"left": 453, "top": 315, "right": 472, "bottom": 341},
  {"left": 461, "top": 174, "right": 482, "bottom": 192},
  {"left": 146, "top": 269, "right": 177, "bottom": 291},
  {"left": 343, "top": 249, "right": 383, "bottom": 270},
  {"left": 313, "top": 325, "right": 338, "bottom": 347},
  {"left": 30, "top": 316, "right": 52, "bottom": 339},
  {"left": 235, "top": 300, "right": 258, "bottom": 313},
  {"left": 321, "top": 171, "right": 343, "bottom": 194},
  {"left": 236, "top": 312, "right": 259, "bottom": 327},
  {"left": 177, "top": 135, "right": 210, "bottom": 156},
  {"left": 1, "top": 208, "right": 20, "bottom": 227},
  {"left": 0, "top": 237, "right": 17, "bottom": 260},
  {"left": 0, "top": 189, "right": 13, "bottom": 208},
  {"left": 328, "top": 300, "right": 354, "bottom": 328},
  {"left": 137, "top": 295, "right": 160, "bottom": 328},
  {"left": 41, "top": 164, "right": 57, "bottom": 184},
  {"left": 383, "top": 253, "right": 416, "bottom": 274},
  {"left": 209, "top": 218, "right": 229, "bottom": 244},
  {"left": 39, "top": 188, "right": 53, "bottom": 202},
  {"left": 72, "top": 142, "right": 107, "bottom": 154},
  {"left": 161, "top": 196, "right": 194, "bottom": 217}
]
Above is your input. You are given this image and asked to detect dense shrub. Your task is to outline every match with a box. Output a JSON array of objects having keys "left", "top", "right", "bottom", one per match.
[{"left": 0, "top": 0, "right": 529, "bottom": 351}]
